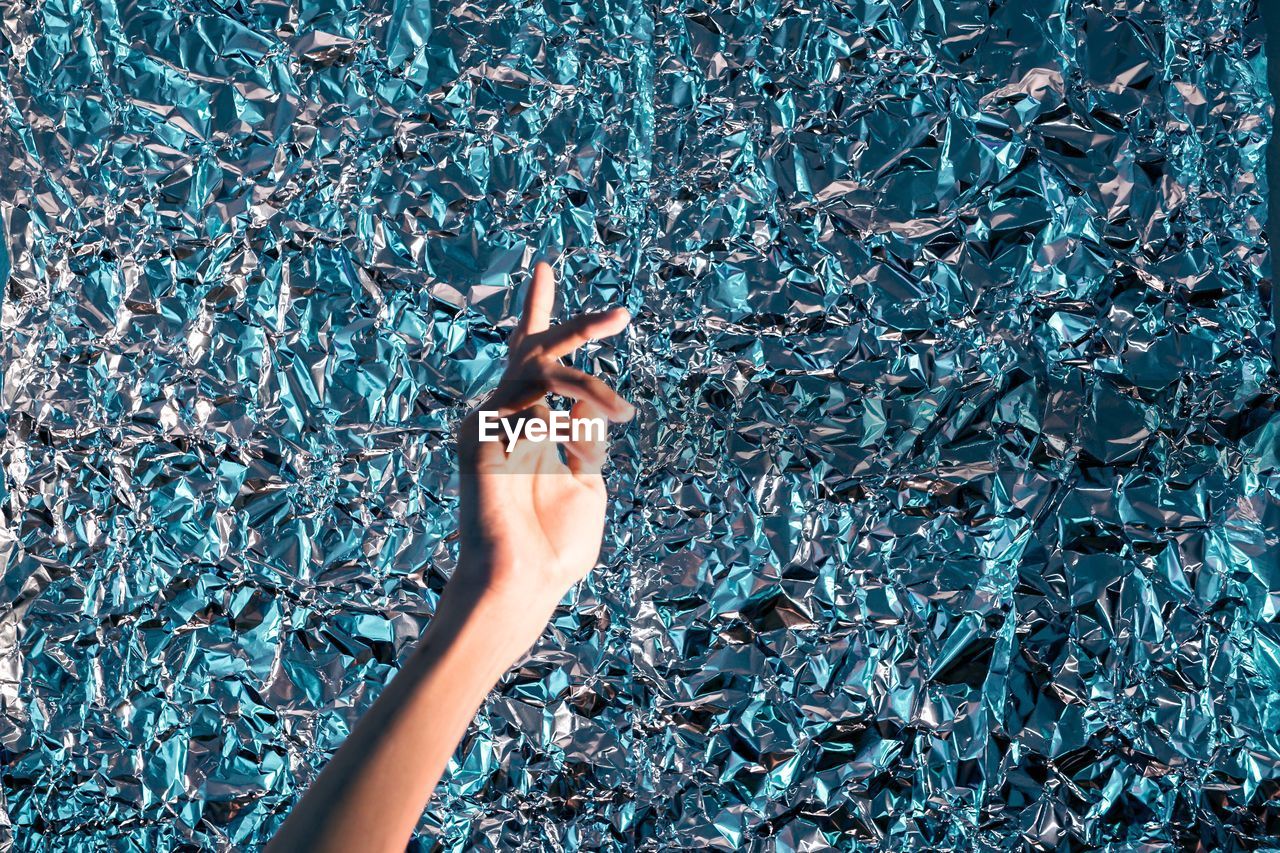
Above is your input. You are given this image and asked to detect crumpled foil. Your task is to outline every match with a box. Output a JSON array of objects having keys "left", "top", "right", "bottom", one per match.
[{"left": 2, "top": 0, "right": 1279, "bottom": 849}]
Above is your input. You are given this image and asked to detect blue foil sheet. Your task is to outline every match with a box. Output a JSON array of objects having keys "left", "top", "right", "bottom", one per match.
[{"left": 1, "top": 0, "right": 1278, "bottom": 850}]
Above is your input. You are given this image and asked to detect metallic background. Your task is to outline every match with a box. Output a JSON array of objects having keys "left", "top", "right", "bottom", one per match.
[{"left": 1, "top": 0, "right": 1278, "bottom": 849}]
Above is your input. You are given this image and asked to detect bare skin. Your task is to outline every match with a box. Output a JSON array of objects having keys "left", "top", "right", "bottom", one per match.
[{"left": 266, "top": 260, "right": 634, "bottom": 853}]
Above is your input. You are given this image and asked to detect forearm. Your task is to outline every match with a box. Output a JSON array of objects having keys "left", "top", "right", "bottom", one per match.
[
  {"left": 268, "top": 259, "right": 627, "bottom": 850},
  {"left": 266, "top": 570, "right": 556, "bottom": 853}
]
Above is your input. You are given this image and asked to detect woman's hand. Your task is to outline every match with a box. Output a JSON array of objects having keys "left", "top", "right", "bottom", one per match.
[
  {"left": 265, "top": 258, "right": 633, "bottom": 853},
  {"left": 453, "top": 260, "right": 634, "bottom": 648}
]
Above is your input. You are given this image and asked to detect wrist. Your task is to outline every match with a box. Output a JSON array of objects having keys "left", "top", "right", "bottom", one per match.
[
  {"left": 453, "top": 550, "right": 567, "bottom": 613},
  {"left": 431, "top": 559, "right": 561, "bottom": 667}
]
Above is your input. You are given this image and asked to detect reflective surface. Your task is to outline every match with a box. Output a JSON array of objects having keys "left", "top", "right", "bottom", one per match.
[{"left": 1, "top": 0, "right": 1277, "bottom": 849}]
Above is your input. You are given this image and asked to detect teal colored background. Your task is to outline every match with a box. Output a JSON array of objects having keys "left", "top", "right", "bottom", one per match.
[{"left": 1, "top": 0, "right": 1278, "bottom": 849}]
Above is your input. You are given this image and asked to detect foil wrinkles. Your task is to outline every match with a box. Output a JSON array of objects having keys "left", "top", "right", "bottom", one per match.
[{"left": 1, "top": 0, "right": 1279, "bottom": 850}]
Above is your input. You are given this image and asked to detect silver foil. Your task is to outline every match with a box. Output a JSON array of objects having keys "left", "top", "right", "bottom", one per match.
[{"left": 1, "top": 0, "right": 1278, "bottom": 849}]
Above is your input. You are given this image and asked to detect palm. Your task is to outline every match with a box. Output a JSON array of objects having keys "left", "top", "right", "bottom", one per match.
[{"left": 468, "top": 451, "right": 606, "bottom": 584}]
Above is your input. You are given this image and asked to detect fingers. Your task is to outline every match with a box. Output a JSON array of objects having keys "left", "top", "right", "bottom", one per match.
[
  {"left": 477, "top": 257, "right": 631, "bottom": 475},
  {"left": 546, "top": 364, "right": 635, "bottom": 422},
  {"left": 461, "top": 397, "right": 616, "bottom": 481},
  {"left": 488, "top": 382, "right": 550, "bottom": 418},
  {"left": 564, "top": 399, "right": 608, "bottom": 480},
  {"left": 488, "top": 364, "right": 632, "bottom": 424},
  {"left": 516, "top": 260, "right": 556, "bottom": 338},
  {"left": 505, "top": 402, "right": 553, "bottom": 468},
  {"left": 533, "top": 307, "right": 631, "bottom": 360}
]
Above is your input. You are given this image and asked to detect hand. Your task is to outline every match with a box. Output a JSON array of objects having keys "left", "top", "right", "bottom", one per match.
[
  {"left": 452, "top": 260, "right": 634, "bottom": 645},
  {"left": 267, "top": 259, "right": 635, "bottom": 853}
]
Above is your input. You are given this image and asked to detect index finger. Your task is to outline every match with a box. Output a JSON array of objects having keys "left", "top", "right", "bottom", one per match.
[
  {"left": 537, "top": 307, "right": 631, "bottom": 360},
  {"left": 516, "top": 260, "right": 556, "bottom": 337}
]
